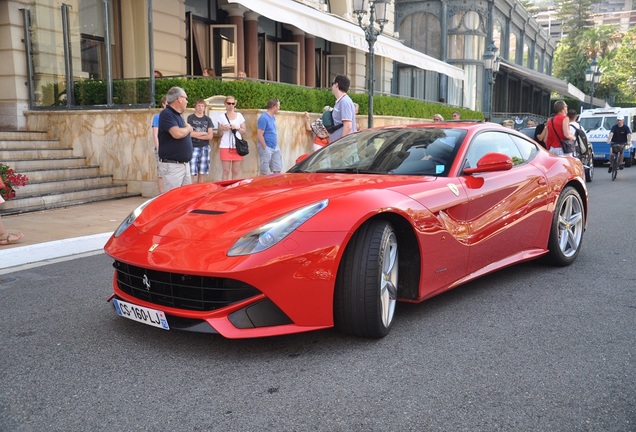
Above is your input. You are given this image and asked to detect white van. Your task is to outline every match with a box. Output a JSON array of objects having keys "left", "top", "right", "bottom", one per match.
[{"left": 578, "top": 107, "right": 636, "bottom": 167}]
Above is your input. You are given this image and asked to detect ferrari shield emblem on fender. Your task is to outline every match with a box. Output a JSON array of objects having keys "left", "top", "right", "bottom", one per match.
[{"left": 447, "top": 183, "right": 459, "bottom": 197}]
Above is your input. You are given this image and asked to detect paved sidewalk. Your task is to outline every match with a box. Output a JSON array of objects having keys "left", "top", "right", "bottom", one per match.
[{"left": 0, "top": 196, "right": 147, "bottom": 271}]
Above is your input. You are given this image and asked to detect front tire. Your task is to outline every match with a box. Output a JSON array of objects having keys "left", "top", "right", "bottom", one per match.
[
  {"left": 547, "top": 187, "right": 584, "bottom": 266},
  {"left": 334, "top": 220, "right": 398, "bottom": 338}
]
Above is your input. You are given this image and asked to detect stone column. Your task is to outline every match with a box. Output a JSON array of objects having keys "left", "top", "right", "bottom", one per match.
[
  {"left": 305, "top": 35, "right": 316, "bottom": 88},
  {"left": 244, "top": 12, "right": 259, "bottom": 79},
  {"left": 226, "top": 6, "right": 246, "bottom": 75}
]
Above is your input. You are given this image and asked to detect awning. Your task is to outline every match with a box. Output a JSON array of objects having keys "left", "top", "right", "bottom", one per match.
[
  {"left": 499, "top": 60, "right": 587, "bottom": 101},
  {"left": 227, "top": 0, "right": 465, "bottom": 81}
]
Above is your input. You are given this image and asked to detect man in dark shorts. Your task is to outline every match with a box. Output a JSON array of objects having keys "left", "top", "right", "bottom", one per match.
[
  {"left": 158, "top": 86, "right": 194, "bottom": 191},
  {"left": 607, "top": 116, "right": 632, "bottom": 171}
]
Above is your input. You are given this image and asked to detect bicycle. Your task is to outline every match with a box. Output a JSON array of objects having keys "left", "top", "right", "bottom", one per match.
[{"left": 609, "top": 144, "right": 625, "bottom": 181}]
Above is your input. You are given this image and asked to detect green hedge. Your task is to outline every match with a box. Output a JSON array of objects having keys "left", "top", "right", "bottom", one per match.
[{"left": 64, "top": 77, "right": 482, "bottom": 120}]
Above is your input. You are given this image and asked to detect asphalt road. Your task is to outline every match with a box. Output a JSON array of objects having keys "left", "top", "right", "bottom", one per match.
[{"left": 1, "top": 167, "right": 635, "bottom": 432}]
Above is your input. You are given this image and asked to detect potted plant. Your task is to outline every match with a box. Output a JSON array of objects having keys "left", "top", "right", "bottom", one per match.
[{"left": 0, "top": 163, "right": 29, "bottom": 200}]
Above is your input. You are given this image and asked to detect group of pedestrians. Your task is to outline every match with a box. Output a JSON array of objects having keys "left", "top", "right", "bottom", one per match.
[
  {"left": 152, "top": 74, "right": 359, "bottom": 193},
  {"left": 536, "top": 100, "right": 632, "bottom": 174},
  {"left": 152, "top": 88, "right": 249, "bottom": 193}
]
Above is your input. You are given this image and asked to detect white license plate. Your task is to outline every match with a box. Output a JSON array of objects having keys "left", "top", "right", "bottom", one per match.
[{"left": 113, "top": 299, "right": 170, "bottom": 330}]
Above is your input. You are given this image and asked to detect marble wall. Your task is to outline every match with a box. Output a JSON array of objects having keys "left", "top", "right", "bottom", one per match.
[{"left": 25, "top": 109, "right": 428, "bottom": 197}]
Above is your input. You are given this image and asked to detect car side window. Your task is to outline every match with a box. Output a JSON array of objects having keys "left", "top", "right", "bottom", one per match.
[
  {"left": 510, "top": 134, "right": 538, "bottom": 161},
  {"left": 465, "top": 131, "right": 524, "bottom": 167}
]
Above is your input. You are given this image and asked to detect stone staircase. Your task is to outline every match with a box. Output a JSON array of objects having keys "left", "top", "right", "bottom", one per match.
[{"left": 0, "top": 130, "right": 140, "bottom": 216}]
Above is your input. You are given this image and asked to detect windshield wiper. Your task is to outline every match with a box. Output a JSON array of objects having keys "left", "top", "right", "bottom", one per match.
[{"left": 315, "top": 167, "right": 360, "bottom": 173}]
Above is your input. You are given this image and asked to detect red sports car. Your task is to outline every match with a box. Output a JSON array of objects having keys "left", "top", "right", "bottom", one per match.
[{"left": 104, "top": 122, "right": 587, "bottom": 339}]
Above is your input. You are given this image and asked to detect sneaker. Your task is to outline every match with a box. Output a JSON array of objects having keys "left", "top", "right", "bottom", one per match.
[
  {"left": 620, "top": 165, "right": 624, "bottom": 170},
  {"left": 608, "top": 167, "right": 612, "bottom": 173}
]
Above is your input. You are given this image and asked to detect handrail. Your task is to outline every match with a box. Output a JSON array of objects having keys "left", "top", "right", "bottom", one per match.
[{"left": 20, "top": 8, "right": 35, "bottom": 110}]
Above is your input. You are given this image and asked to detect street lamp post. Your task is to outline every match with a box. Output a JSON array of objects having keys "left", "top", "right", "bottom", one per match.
[
  {"left": 353, "top": 0, "right": 389, "bottom": 129},
  {"left": 482, "top": 42, "right": 500, "bottom": 123},
  {"left": 585, "top": 58, "right": 602, "bottom": 109}
]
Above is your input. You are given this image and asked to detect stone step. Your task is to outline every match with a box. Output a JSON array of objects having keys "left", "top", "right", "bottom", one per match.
[
  {"left": 20, "top": 166, "right": 101, "bottom": 182},
  {"left": 0, "top": 130, "right": 48, "bottom": 140},
  {"left": 0, "top": 129, "right": 138, "bottom": 216},
  {"left": 17, "top": 175, "right": 114, "bottom": 196},
  {"left": 0, "top": 185, "right": 135, "bottom": 214},
  {"left": 8, "top": 157, "right": 88, "bottom": 171},
  {"left": 0, "top": 148, "right": 74, "bottom": 160},
  {"left": 0, "top": 192, "right": 142, "bottom": 216},
  {"left": 0, "top": 139, "right": 62, "bottom": 149}
]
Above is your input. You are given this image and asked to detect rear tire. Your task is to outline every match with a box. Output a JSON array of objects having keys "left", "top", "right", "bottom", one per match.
[
  {"left": 334, "top": 220, "right": 398, "bottom": 338},
  {"left": 547, "top": 187, "right": 584, "bottom": 266}
]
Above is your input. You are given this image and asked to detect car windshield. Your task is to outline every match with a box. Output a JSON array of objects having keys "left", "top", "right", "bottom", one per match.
[
  {"left": 580, "top": 116, "right": 620, "bottom": 132},
  {"left": 290, "top": 128, "right": 466, "bottom": 177}
]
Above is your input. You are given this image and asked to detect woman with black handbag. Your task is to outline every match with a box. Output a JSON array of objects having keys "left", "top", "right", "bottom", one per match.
[{"left": 217, "top": 95, "right": 248, "bottom": 180}]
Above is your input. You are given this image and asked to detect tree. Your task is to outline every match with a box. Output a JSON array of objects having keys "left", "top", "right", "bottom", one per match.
[
  {"left": 609, "top": 26, "right": 636, "bottom": 103},
  {"left": 553, "top": 41, "right": 588, "bottom": 89},
  {"left": 575, "top": 26, "right": 622, "bottom": 60},
  {"left": 554, "top": 0, "right": 598, "bottom": 41},
  {"left": 550, "top": 0, "right": 636, "bottom": 104}
]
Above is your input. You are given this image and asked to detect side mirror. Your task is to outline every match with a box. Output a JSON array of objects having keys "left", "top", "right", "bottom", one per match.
[{"left": 463, "top": 152, "right": 513, "bottom": 175}]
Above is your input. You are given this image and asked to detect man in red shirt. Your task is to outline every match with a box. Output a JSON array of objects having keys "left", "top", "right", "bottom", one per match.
[{"left": 537, "top": 100, "right": 576, "bottom": 156}]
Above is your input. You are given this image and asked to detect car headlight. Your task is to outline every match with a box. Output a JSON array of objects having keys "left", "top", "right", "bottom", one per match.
[
  {"left": 113, "top": 198, "right": 156, "bottom": 237},
  {"left": 228, "top": 199, "right": 328, "bottom": 256}
]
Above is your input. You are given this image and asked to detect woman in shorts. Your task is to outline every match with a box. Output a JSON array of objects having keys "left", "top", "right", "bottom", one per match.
[{"left": 216, "top": 96, "right": 247, "bottom": 180}]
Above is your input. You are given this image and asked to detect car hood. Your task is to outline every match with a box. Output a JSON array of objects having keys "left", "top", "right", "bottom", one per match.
[{"left": 132, "top": 173, "right": 437, "bottom": 241}]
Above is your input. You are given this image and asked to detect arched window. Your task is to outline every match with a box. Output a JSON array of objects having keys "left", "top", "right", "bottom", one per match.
[
  {"left": 509, "top": 33, "right": 517, "bottom": 63},
  {"left": 493, "top": 21, "right": 502, "bottom": 52},
  {"left": 447, "top": 11, "right": 484, "bottom": 60},
  {"left": 399, "top": 12, "right": 441, "bottom": 59}
]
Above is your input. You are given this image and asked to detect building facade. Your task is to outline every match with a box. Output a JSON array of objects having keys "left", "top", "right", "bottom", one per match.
[{"left": 0, "top": 0, "right": 586, "bottom": 130}]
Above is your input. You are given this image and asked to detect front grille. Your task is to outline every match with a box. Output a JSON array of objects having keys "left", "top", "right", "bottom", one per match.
[{"left": 113, "top": 261, "right": 261, "bottom": 312}]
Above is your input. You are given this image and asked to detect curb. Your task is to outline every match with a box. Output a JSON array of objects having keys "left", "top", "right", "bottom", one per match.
[{"left": 0, "top": 232, "right": 112, "bottom": 271}]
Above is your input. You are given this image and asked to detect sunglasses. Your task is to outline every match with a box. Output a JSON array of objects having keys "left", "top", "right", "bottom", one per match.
[{"left": 225, "top": 102, "right": 236, "bottom": 105}]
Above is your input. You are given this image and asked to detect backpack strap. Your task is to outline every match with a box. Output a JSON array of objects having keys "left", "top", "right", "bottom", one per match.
[{"left": 549, "top": 117, "right": 565, "bottom": 142}]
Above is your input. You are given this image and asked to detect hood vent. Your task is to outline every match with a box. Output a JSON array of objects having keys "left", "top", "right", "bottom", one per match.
[{"left": 189, "top": 209, "right": 226, "bottom": 215}]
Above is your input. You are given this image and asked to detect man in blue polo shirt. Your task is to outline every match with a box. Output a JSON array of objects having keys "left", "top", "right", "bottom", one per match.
[
  {"left": 257, "top": 98, "right": 281, "bottom": 175},
  {"left": 158, "top": 86, "right": 194, "bottom": 191}
]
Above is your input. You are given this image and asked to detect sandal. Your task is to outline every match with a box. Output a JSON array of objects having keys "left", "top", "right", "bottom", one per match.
[{"left": 0, "top": 232, "right": 23, "bottom": 245}]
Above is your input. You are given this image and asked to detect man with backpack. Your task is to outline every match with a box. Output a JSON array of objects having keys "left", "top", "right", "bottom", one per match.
[{"left": 568, "top": 109, "right": 589, "bottom": 156}]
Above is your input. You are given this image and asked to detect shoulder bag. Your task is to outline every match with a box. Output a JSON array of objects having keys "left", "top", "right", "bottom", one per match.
[
  {"left": 225, "top": 113, "right": 249, "bottom": 156},
  {"left": 550, "top": 118, "right": 575, "bottom": 154}
]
